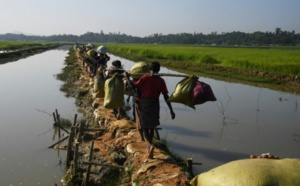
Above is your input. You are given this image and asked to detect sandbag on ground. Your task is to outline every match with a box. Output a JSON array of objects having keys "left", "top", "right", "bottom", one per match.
[{"left": 190, "top": 158, "right": 300, "bottom": 186}]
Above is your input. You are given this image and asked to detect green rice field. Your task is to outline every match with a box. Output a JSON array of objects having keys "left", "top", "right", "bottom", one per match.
[{"left": 105, "top": 44, "right": 300, "bottom": 76}]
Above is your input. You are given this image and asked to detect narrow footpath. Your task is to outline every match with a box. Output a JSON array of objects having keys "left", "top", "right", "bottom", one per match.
[{"left": 60, "top": 46, "right": 191, "bottom": 186}]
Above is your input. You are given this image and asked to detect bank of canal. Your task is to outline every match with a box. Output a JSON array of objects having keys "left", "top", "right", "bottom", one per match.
[{"left": 58, "top": 46, "right": 191, "bottom": 185}]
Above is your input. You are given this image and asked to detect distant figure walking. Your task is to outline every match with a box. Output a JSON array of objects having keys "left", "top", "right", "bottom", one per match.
[{"left": 94, "top": 45, "right": 110, "bottom": 78}]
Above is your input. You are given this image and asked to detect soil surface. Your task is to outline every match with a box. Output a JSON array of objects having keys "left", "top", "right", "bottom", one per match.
[{"left": 60, "top": 47, "right": 191, "bottom": 186}]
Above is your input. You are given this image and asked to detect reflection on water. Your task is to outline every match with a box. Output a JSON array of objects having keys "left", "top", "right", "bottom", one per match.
[
  {"left": 109, "top": 54, "right": 300, "bottom": 175},
  {"left": 0, "top": 46, "right": 78, "bottom": 185},
  {"left": 1, "top": 48, "right": 299, "bottom": 184}
]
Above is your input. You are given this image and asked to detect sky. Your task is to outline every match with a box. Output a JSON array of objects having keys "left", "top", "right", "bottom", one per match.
[{"left": 1, "top": 0, "right": 300, "bottom": 37}]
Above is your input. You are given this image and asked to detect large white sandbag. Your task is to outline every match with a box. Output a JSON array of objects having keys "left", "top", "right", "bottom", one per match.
[{"left": 190, "top": 158, "right": 300, "bottom": 186}]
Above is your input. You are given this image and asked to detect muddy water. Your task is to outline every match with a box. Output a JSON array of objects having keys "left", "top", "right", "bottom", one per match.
[
  {"left": 0, "top": 46, "right": 78, "bottom": 185},
  {"left": 109, "top": 55, "right": 300, "bottom": 175}
]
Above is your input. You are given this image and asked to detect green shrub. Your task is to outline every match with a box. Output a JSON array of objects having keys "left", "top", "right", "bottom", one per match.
[{"left": 201, "top": 55, "right": 220, "bottom": 64}]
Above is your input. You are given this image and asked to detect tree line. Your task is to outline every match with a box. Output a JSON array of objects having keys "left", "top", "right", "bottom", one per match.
[{"left": 1, "top": 28, "right": 299, "bottom": 46}]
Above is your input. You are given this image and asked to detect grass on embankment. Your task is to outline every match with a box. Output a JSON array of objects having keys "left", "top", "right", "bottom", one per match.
[
  {"left": 0, "top": 41, "right": 48, "bottom": 50},
  {"left": 0, "top": 41, "right": 64, "bottom": 64},
  {"left": 56, "top": 46, "right": 82, "bottom": 97},
  {"left": 103, "top": 44, "right": 300, "bottom": 93}
]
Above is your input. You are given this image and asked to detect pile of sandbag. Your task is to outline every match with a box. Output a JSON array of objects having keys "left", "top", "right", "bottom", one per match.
[
  {"left": 190, "top": 158, "right": 300, "bottom": 186},
  {"left": 168, "top": 76, "right": 216, "bottom": 109}
]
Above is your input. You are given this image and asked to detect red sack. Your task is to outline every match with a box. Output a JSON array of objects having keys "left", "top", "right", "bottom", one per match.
[{"left": 192, "top": 81, "right": 217, "bottom": 105}]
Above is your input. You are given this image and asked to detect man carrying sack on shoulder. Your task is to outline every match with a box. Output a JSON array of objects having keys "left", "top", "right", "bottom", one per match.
[{"left": 125, "top": 61, "right": 175, "bottom": 159}]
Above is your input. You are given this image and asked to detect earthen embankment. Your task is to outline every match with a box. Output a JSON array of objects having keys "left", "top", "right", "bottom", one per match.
[{"left": 60, "top": 46, "right": 191, "bottom": 186}]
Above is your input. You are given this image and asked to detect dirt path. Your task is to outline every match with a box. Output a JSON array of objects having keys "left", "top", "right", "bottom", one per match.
[{"left": 61, "top": 47, "right": 191, "bottom": 186}]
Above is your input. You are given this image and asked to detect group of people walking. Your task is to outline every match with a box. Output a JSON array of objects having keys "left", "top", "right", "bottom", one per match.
[
  {"left": 77, "top": 43, "right": 110, "bottom": 78},
  {"left": 77, "top": 43, "right": 176, "bottom": 159}
]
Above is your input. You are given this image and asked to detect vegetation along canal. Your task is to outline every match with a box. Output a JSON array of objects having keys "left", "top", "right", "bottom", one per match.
[{"left": 0, "top": 45, "right": 78, "bottom": 185}]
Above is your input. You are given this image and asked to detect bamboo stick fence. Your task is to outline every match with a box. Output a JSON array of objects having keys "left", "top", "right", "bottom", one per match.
[{"left": 48, "top": 109, "right": 123, "bottom": 185}]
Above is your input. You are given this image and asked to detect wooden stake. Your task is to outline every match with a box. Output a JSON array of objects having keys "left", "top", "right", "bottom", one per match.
[
  {"left": 55, "top": 109, "right": 61, "bottom": 138},
  {"left": 48, "top": 135, "right": 69, "bottom": 149},
  {"left": 74, "top": 142, "right": 79, "bottom": 175},
  {"left": 78, "top": 121, "right": 85, "bottom": 141},
  {"left": 73, "top": 114, "right": 78, "bottom": 126},
  {"left": 112, "top": 69, "right": 196, "bottom": 78},
  {"left": 82, "top": 161, "right": 123, "bottom": 169},
  {"left": 187, "top": 158, "right": 193, "bottom": 175},
  {"left": 66, "top": 127, "right": 74, "bottom": 168},
  {"left": 85, "top": 140, "right": 94, "bottom": 185},
  {"left": 52, "top": 112, "right": 57, "bottom": 124},
  {"left": 59, "top": 125, "right": 69, "bottom": 134},
  {"left": 133, "top": 73, "right": 190, "bottom": 78},
  {"left": 53, "top": 111, "right": 69, "bottom": 134}
]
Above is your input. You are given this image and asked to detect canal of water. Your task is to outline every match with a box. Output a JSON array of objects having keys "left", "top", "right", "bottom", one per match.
[
  {"left": 0, "top": 46, "right": 299, "bottom": 185},
  {"left": 0, "top": 46, "right": 78, "bottom": 185},
  {"left": 110, "top": 54, "right": 300, "bottom": 176}
]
